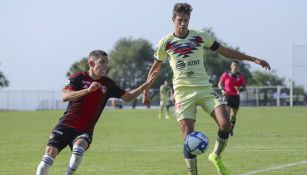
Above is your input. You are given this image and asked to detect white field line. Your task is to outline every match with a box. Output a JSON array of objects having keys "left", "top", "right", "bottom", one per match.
[{"left": 240, "top": 160, "right": 307, "bottom": 175}]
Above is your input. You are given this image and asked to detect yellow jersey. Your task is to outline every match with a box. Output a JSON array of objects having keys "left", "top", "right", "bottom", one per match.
[{"left": 154, "top": 29, "right": 216, "bottom": 90}]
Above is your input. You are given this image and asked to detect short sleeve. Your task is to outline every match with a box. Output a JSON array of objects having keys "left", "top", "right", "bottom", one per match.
[
  {"left": 154, "top": 38, "right": 168, "bottom": 62},
  {"left": 199, "top": 31, "right": 215, "bottom": 49},
  {"left": 219, "top": 72, "right": 227, "bottom": 83},
  {"left": 64, "top": 74, "right": 82, "bottom": 91},
  {"left": 109, "top": 82, "right": 126, "bottom": 98}
]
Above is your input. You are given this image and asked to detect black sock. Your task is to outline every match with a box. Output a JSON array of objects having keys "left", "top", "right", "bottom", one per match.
[{"left": 183, "top": 144, "right": 196, "bottom": 159}]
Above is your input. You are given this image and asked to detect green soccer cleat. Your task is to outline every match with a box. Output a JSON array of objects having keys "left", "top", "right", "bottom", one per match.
[{"left": 208, "top": 153, "right": 229, "bottom": 175}]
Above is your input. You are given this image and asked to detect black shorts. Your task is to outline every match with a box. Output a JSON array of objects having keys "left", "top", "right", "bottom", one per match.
[
  {"left": 47, "top": 124, "right": 92, "bottom": 152},
  {"left": 226, "top": 95, "right": 240, "bottom": 109}
]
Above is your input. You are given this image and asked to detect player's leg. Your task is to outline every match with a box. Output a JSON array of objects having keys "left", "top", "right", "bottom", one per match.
[
  {"left": 175, "top": 91, "right": 198, "bottom": 175},
  {"left": 65, "top": 134, "right": 91, "bottom": 175},
  {"left": 159, "top": 101, "right": 164, "bottom": 119},
  {"left": 36, "top": 146, "right": 58, "bottom": 175},
  {"left": 36, "top": 126, "right": 67, "bottom": 175},
  {"left": 229, "top": 107, "right": 238, "bottom": 136},
  {"left": 165, "top": 103, "right": 171, "bottom": 119},
  {"left": 198, "top": 89, "right": 230, "bottom": 175},
  {"left": 210, "top": 105, "right": 231, "bottom": 156},
  {"left": 179, "top": 119, "right": 197, "bottom": 175},
  {"left": 229, "top": 95, "right": 240, "bottom": 136},
  {"left": 209, "top": 105, "right": 231, "bottom": 175}
]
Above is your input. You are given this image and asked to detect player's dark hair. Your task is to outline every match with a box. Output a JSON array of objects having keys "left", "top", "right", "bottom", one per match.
[
  {"left": 89, "top": 50, "right": 108, "bottom": 59},
  {"left": 231, "top": 60, "right": 240, "bottom": 65},
  {"left": 173, "top": 3, "right": 193, "bottom": 17}
]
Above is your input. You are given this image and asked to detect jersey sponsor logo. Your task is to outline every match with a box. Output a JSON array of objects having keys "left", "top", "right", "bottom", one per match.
[
  {"left": 187, "top": 60, "right": 200, "bottom": 66},
  {"left": 166, "top": 36, "right": 203, "bottom": 58},
  {"left": 176, "top": 60, "right": 186, "bottom": 70},
  {"left": 187, "top": 71, "right": 194, "bottom": 77},
  {"left": 176, "top": 59, "right": 200, "bottom": 71}
]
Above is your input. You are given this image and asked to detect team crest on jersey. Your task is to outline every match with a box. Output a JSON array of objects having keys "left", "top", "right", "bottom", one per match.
[
  {"left": 166, "top": 36, "right": 203, "bottom": 58},
  {"left": 100, "top": 85, "right": 107, "bottom": 93}
]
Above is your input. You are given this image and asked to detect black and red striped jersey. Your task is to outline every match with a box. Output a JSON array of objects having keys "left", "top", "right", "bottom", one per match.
[{"left": 58, "top": 72, "right": 126, "bottom": 134}]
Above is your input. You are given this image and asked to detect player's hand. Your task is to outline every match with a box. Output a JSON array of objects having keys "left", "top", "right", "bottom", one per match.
[
  {"left": 87, "top": 82, "right": 101, "bottom": 93},
  {"left": 254, "top": 58, "right": 271, "bottom": 70},
  {"left": 234, "top": 86, "right": 240, "bottom": 95},
  {"left": 142, "top": 91, "right": 151, "bottom": 105}
]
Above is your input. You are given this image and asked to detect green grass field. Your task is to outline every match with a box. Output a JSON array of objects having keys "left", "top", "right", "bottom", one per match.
[{"left": 0, "top": 107, "right": 307, "bottom": 175}]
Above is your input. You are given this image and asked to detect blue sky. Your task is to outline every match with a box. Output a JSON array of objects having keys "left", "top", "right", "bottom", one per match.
[{"left": 1, "top": 0, "right": 306, "bottom": 91}]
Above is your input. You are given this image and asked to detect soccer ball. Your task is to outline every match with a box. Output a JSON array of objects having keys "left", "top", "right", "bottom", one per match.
[{"left": 185, "top": 131, "right": 209, "bottom": 155}]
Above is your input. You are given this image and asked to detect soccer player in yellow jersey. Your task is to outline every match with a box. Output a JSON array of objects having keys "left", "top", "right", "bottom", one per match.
[
  {"left": 159, "top": 80, "right": 173, "bottom": 119},
  {"left": 142, "top": 3, "right": 271, "bottom": 175}
]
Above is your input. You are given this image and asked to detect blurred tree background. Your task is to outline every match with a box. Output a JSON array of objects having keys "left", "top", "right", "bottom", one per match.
[
  {"left": 0, "top": 62, "right": 9, "bottom": 89},
  {"left": 65, "top": 30, "right": 304, "bottom": 94}
]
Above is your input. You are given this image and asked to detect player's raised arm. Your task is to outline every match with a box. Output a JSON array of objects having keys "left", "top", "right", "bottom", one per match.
[
  {"left": 120, "top": 68, "right": 159, "bottom": 102},
  {"left": 142, "top": 60, "right": 162, "bottom": 105},
  {"left": 62, "top": 82, "right": 101, "bottom": 102},
  {"left": 215, "top": 45, "right": 271, "bottom": 70}
]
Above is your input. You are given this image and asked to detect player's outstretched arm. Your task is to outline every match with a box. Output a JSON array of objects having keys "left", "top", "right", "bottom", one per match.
[
  {"left": 142, "top": 60, "right": 162, "bottom": 105},
  {"left": 216, "top": 45, "right": 271, "bottom": 70},
  {"left": 62, "top": 82, "right": 101, "bottom": 102},
  {"left": 121, "top": 68, "right": 159, "bottom": 102}
]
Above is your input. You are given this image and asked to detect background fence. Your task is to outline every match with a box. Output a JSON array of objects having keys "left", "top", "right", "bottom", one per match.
[{"left": 0, "top": 86, "right": 306, "bottom": 111}]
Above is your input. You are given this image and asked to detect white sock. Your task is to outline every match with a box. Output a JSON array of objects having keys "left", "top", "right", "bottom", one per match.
[
  {"left": 65, "top": 146, "right": 85, "bottom": 175},
  {"left": 185, "top": 158, "right": 198, "bottom": 175},
  {"left": 36, "top": 155, "right": 54, "bottom": 175}
]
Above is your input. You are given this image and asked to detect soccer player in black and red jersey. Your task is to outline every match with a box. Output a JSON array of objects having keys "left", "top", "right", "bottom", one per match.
[
  {"left": 218, "top": 61, "right": 246, "bottom": 136},
  {"left": 36, "top": 50, "right": 156, "bottom": 175}
]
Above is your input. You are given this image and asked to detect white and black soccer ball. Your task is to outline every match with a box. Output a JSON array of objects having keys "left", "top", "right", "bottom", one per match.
[{"left": 185, "top": 131, "right": 209, "bottom": 155}]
